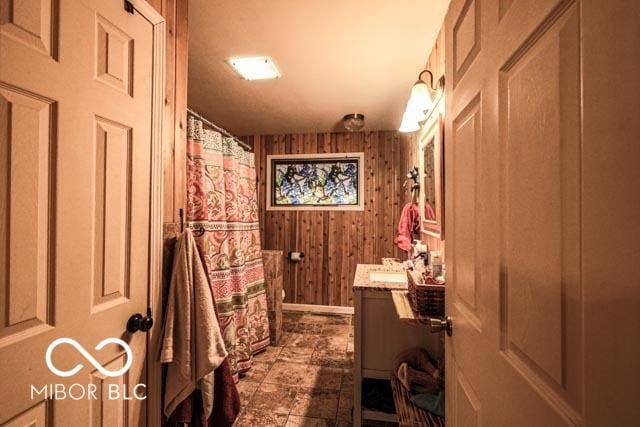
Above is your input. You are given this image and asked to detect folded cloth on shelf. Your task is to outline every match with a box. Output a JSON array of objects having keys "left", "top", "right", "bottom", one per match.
[
  {"left": 394, "top": 347, "right": 442, "bottom": 394},
  {"left": 397, "top": 362, "right": 441, "bottom": 394},
  {"left": 161, "top": 229, "right": 228, "bottom": 419},
  {"left": 410, "top": 391, "right": 446, "bottom": 418}
]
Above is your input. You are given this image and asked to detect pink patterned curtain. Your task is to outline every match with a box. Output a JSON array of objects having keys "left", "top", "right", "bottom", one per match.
[{"left": 186, "top": 115, "right": 270, "bottom": 379}]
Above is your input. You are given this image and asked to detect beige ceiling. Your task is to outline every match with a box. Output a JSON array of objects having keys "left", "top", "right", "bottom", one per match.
[{"left": 187, "top": 0, "right": 450, "bottom": 136}]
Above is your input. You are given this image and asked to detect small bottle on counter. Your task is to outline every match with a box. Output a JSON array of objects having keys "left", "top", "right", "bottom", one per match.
[
  {"left": 431, "top": 251, "right": 443, "bottom": 279},
  {"left": 411, "top": 241, "right": 429, "bottom": 274}
]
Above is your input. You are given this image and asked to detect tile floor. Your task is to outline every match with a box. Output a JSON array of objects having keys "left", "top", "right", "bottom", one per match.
[{"left": 234, "top": 311, "right": 356, "bottom": 427}]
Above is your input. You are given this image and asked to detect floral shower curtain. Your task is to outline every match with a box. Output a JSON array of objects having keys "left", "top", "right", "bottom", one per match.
[{"left": 186, "top": 114, "right": 270, "bottom": 379}]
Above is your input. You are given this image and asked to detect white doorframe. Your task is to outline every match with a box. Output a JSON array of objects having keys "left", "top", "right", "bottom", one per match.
[{"left": 125, "top": 1, "right": 165, "bottom": 425}]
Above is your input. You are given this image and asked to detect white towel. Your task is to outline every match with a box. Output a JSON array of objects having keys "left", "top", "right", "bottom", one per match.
[{"left": 160, "top": 228, "right": 228, "bottom": 418}]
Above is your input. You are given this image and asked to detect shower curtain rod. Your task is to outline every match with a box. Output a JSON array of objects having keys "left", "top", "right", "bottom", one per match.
[{"left": 187, "top": 108, "right": 252, "bottom": 151}]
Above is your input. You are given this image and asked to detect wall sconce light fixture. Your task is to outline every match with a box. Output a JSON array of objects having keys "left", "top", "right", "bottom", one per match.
[{"left": 399, "top": 69, "right": 443, "bottom": 133}]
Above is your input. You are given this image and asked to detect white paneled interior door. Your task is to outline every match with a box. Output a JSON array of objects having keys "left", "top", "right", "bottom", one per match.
[
  {"left": 444, "top": 0, "right": 640, "bottom": 425},
  {"left": 0, "top": 0, "right": 164, "bottom": 425}
]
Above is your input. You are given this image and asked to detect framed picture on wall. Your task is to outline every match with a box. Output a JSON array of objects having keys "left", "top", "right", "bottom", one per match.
[{"left": 266, "top": 152, "right": 365, "bottom": 211}]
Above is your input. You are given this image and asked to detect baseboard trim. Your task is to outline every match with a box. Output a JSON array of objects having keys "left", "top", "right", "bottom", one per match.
[{"left": 283, "top": 303, "right": 354, "bottom": 315}]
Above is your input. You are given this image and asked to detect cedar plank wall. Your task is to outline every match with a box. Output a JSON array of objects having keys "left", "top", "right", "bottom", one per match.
[
  {"left": 148, "top": 0, "right": 188, "bottom": 224},
  {"left": 242, "top": 131, "right": 417, "bottom": 307},
  {"left": 146, "top": 1, "right": 188, "bottom": 425}
]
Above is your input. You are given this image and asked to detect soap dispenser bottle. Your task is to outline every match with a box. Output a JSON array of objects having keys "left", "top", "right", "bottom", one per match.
[
  {"left": 431, "top": 251, "right": 443, "bottom": 278},
  {"left": 412, "top": 241, "right": 429, "bottom": 274}
]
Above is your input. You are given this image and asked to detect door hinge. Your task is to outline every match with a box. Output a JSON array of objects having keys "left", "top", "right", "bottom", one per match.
[{"left": 124, "top": 0, "right": 134, "bottom": 14}]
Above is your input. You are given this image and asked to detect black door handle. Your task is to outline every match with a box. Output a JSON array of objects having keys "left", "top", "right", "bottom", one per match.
[{"left": 127, "top": 309, "right": 153, "bottom": 333}]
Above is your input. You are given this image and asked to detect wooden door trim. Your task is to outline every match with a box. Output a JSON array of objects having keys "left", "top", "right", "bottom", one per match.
[{"left": 128, "top": 1, "right": 165, "bottom": 425}]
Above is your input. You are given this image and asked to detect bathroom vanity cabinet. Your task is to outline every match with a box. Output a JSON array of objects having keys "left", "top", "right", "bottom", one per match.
[{"left": 353, "top": 263, "right": 442, "bottom": 426}]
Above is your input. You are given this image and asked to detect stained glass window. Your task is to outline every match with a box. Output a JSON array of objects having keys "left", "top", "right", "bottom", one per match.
[{"left": 269, "top": 155, "right": 362, "bottom": 208}]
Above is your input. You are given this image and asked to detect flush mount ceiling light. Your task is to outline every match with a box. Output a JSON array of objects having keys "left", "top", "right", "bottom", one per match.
[
  {"left": 228, "top": 56, "right": 281, "bottom": 80},
  {"left": 398, "top": 69, "right": 443, "bottom": 133},
  {"left": 343, "top": 113, "right": 365, "bottom": 132}
]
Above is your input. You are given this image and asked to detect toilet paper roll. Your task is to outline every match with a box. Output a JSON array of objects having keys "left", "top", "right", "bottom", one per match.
[{"left": 289, "top": 251, "right": 305, "bottom": 262}]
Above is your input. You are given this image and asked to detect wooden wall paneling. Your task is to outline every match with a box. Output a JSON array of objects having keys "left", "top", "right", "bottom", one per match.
[
  {"left": 260, "top": 137, "right": 272, "bottom": 253},
  {"left": 153, "top": 0, "right": 187, "bottom": 224},
  {"left": 172, "top": 0, "right": 188, "bottom": 222},
  {"left": 282, "top": 135, "right": 298, "bottom": 304},
  {"left": 343, "top": 132, "right": 363, "bottom": 307},
  {"left": 317, "top": 133, "right": 332, "bottom": 305},
  {"left": 253, "top": 135, "right": 267, "bottom": 236},
  {"left": 263, "top": 135, "right": 288, "bottom": 302},
  {"left": 375, "top": 131, "right": 396, "bottom": 262},
  {"left": 297, "top": 133, "right": 323, "bottom": 305},
  {"left": 347, "top": 209, "right": 361, "bottom": 307},
  {"left": 262, "top": 135, "right": 277, "bottom": 250},
  {"left": 382, "top": 131, "right": 397, "bottom": 259},
  {"left": 288, "top": 134, "right": 298, "bottom": 300},
  {"left": 281, "top": 137, "right": 297, "bottom": 304},
  {"left": 352, "top": 132, "right": 366, "bottom": 306},
  {"left": 147, "top": 0, "right": 162, "bottom": 12},
  {"left": 310, "top": 133, "right": 322, "bottom": 305},
  {"left": 251, "top": 130, "right": 418, "bottom": 307},
  {"left": 427, "top": 28, "right": 446, "bottom": 82},
  {"left": 325, "top": 207, "right": 337, "bottom": 305},
  {"left": 373, "top": 131, "right": 384, "bottom": 262},
  {"left": 390, "top": 132, "right": 400, "bottom": 260},
  {"left": 362, "top": 131, "right": 375, "bottom": 264},
  {"left": 243, "top": 134, "right": 266, "bottom": 248},
  {"left": 376, "top": 132, "right": 388, "bottom": 262},
  {"left": 292, "top": 133, "right": 305, "bottom": 304},
  {"left": 394, "top": 133, "right": 405, "bottom": 260},
  {"left": 161, "top": 0, "right": 176, "bottom": 222},
  {"left": 325, "top": 133, "right": 342, "bottom": 306},
  {"left": 336, "top": 132, "right": 348, "bottom": 306},
  {"left": 389, "top": 131, "right": 399, "bottom": 259},
  {"left": 246, "top": 135, "right": 267, "bottom": 241}
]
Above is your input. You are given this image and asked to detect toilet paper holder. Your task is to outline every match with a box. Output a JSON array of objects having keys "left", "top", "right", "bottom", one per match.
[{"left": 288, "top": 251, "right": 305, "bottom": 262}]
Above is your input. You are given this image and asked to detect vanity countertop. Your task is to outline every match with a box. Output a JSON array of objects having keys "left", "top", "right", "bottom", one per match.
[{"left": 353, "top": 263, "right": 408, "bottom": 291}]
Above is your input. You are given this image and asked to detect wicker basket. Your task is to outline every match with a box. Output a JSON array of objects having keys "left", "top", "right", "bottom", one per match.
[{"left": 407, "top": 270, "right": 445, "bottom": 317}]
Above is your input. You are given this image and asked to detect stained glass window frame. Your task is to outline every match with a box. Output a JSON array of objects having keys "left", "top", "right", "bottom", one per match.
[{"left": 266, "top": 152, "right": 365, "bottom": 211}]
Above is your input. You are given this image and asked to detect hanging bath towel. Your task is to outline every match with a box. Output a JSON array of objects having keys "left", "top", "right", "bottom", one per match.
[
  {"left": 161, "top": 228, "right": 228, "bottom": 418},
  {"left": 395, "top": 202, "right": 421, "bottom": 253}
]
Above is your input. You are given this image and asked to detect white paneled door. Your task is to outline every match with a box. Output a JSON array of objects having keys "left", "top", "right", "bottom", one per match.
[
  {"left": 444, "top": 0, "right": 640, "bottom": 425},
  {"left": 0, "top": 0, "right": 163, "bottom": 425}
]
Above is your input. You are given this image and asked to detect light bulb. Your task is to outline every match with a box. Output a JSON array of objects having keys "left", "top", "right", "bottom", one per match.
[
  {"left": 408, "top": 80, "right": 435, "bottom": 118},
  {"left": 399, "top": 108, "right": 420, "bottom": 132}
]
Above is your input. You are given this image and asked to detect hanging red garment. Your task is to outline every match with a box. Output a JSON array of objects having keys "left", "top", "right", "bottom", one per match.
[
  {"left": 395, "top": 203, "right": 421, "bottom": 253},
  {"left": 210, "top": 358, "right": 242, "bottom": 427},
  {"left": 166, "top": 365, "right": 241, "bottom": 427},
  {"left": 165, "top": 303, "right": 241, "bottom": 427},
  {"left": 424, "top": 201, "right": 436, "bottom": 221}
]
